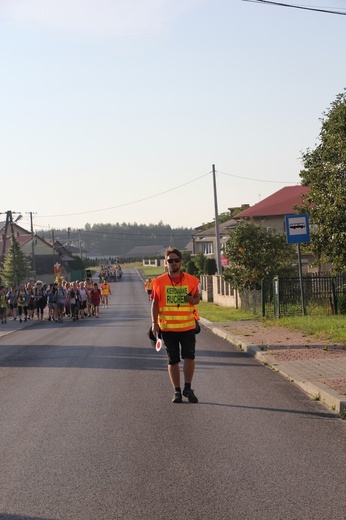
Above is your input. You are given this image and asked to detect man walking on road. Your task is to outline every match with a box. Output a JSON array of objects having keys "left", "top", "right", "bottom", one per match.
[{"left": 151, "top": 247, "right": 200, "bottom": 404}]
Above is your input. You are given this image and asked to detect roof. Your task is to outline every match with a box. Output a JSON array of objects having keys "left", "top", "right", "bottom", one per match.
[
  {"left": 59, "top": 254, "right": 75, "bottom": 262},
  {"left": 0, "top": 222, "right": 31, "bottom": 235},
  {"left": 193, "top": 218, "right": 238, "bottom": 238},
  {"left": 0, "top": 221, "right": 33, "bottom": 256},
  {"left": 0, "top": 224, "right": 74, "bottom": 264},
  {"left": 234, "top": 186, "right": 310, "bottom": 219},
  {"left": 125, "top": 245, "right": 167, "bottom": 258},
  {"left": 182, "top": 240, "right": 193, "bottom": 252}
]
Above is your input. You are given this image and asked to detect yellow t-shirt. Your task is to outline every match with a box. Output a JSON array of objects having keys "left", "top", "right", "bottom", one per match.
[{"left": 100, "top": 283, "right": 111, "bottom": 295}]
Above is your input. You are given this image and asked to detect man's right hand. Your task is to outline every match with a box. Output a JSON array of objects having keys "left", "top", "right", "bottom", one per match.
[{"left": 152, "top": 322, "right": 160, "bottom": 336}]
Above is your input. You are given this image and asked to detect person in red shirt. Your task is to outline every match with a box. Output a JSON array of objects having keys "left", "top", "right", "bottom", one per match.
[{"left": 90, "top": 282, "right": 101, "bottom": 318}]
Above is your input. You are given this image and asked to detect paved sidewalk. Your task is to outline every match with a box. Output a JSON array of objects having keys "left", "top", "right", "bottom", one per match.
[{"left": 201, "top": 318, "right": 346, "bottom": 416}]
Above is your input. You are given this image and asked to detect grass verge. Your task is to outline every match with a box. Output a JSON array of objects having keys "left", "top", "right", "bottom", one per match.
[
  {"left": 265, "top": 315, "right": 346, "bottom": 344},
  {"left": 124, "top": 263, "right": 165, "bottom": 277},
  {"left": 198, "top": 301, "right": 260, "bottom": 322}
]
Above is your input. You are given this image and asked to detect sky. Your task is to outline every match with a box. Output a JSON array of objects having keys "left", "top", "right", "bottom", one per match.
[{"left": 1, "top": 0, "right": 346, "bottom": 234}]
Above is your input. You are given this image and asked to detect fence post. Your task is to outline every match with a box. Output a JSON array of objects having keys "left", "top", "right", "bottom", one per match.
[
  {"left": 297, "top": 244, "right": 306, "bottom": 316},
  {"left": 332, "top": 278, "right": 337, "bottom": 315},
  {"left": 261, "top": 279, "right": 265, "bottom": 317},
  {"left": 273, "top": 276, "right": 280, "bottom": 318}
]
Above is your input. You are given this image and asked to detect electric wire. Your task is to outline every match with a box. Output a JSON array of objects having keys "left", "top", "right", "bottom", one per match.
[
  {"left": 38, "top": 168, "right": 299, "bottom": 220},
  {"left": 242, "top": 0, "right": 346, "bottom": 16},
  {"left": 217, "top": 170, "right": 299, "bottom": 184},
  {"left": 40, "top": 171, "right": 212, "bottom": 218}
]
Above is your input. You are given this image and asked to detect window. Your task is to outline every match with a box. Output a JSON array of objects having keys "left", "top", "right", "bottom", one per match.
[{"left": 203, "top": 243, "right": 213, "bottom": 255}]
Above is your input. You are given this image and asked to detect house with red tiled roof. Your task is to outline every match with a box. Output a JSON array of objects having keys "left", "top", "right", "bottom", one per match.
[
  {"left": 192, "top": 187, "right": 311, "bottom": 269},
  {"left": 233, "top": 185, "right": 329, "bottom": 274},
  {"left": 234, "top": 186, "right": 310, "bottom": 234}
]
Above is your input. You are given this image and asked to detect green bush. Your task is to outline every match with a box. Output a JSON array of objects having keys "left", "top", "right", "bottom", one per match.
[
  {"left": 338, "top": 292, "right": 346, "bottom": 314},
  {"left": 194, "top": 253, "right": 206, "bottom": 274},
  {"left": 186, "top": 260, "right": 198, "bottom": 275},
  {"left": 205, "top": 258, "right": 217, "bottom": 275}
]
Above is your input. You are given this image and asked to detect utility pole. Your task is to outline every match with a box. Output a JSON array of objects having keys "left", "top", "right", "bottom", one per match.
[
  {"left": 27, "top": 212, "right": 36, "bottom": 274},
  {"left": 212, "top": 164, "right": 222, "bottom": 275},
  {"left": 51, "top": 229, "right": 56, "bottom": 269},
  {"left": 1, "top": 211, "right": 11, "bottom": 260},
  {"left": 1, "top": 210, "right": 22, "bottom": 261},
  {"left": 78, "top": 230, "right": 82, "bottom": 258}
]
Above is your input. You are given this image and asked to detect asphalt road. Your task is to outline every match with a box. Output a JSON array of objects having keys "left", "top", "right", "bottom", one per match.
[{"left": 0, "top": 270, "right": 346, "bottom": 520}]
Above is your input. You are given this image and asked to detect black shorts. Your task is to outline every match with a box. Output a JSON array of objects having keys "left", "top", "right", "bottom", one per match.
[
  {"left": 36, "top": 300, "right": 45, "bottom": 313},
  {"left": 161, "top": 329, "right": 196, "bottom": 365}
]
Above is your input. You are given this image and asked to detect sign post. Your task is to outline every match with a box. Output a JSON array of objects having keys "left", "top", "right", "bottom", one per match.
[{"left": 285, "top": 214, "right": 310, "bottom": 316}]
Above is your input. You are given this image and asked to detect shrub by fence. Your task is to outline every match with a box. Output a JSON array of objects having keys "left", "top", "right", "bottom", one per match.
[{"left": 262, "top": 274, "right": 346, "bottom": 317}]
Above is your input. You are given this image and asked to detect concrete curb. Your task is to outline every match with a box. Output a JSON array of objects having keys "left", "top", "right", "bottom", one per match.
[
  {"left": 200, "top": 318, "right": 346, "bottom": 416},
  {"left": 0, "top": 319, "right": 39, "bottom": 340}
]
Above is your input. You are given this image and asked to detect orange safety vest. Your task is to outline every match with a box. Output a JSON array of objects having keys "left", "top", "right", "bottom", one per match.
[
  {"left": 152, "top": 272, "right": 199, "bottom": 332},
  {"left": 145, "top": 280, "right": 153, "bottom": 291}
]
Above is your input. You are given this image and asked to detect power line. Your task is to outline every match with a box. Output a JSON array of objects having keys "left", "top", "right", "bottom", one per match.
[
  {"left": 39, "top": 171, "right": 212, "bottom": 218},
  {"left": 37, "top": 168, "right": 299, "bottom": 220},
  {"left": 242, "top": 0, "right": 346, "bottom": 16},
  {"left": 217, "top": 170, "right": 299, "bottom": 184}
]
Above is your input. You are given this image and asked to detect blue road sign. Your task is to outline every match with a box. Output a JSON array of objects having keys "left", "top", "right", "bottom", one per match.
[{"left": 285, "top": 214, "right": 310, "bottom": 244}]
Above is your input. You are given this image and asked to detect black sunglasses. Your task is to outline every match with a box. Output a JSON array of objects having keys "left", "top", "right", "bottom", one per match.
[{"left": 167, "top": 258, "right": 181, "bottom": 264}]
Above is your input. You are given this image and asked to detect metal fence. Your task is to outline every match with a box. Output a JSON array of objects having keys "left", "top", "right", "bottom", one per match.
[{"left": 262, "top": 274, "right": 346, "bottom": 317}]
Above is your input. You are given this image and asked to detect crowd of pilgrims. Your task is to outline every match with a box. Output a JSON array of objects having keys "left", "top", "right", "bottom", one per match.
[
  {"left": 99, "top": 263, "right": 123, "bottom": 282},
  {"left": 0, "top": 278, "right": 112, "bottom": 325}
]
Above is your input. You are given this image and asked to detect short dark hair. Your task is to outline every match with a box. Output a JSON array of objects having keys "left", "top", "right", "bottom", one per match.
[{"left": 165, "top": 247, "right": 182, "bottom": 259}]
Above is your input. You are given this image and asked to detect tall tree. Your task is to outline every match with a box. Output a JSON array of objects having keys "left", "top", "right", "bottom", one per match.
[
  {"left": 223, "top": 221, "right": 296, "bottom": 290},
  {"left": 0, "top": 238, "right": 30, "bottom": 287},
  {"left": 300, "top": 90, "right": 346, "bottom": 271}
]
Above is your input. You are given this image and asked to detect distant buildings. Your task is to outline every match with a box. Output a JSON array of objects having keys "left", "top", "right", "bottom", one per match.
[{"left": 0, "top": 220, "right": 76, "bottom": 283}]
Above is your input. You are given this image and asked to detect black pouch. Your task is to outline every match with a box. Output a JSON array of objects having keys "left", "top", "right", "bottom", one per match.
[
  {"left": 148, "top": 326, "right": 162, "bottom": 347},
  {"left": 195, "top": 320, "right": 201, "bottom": 334}
]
